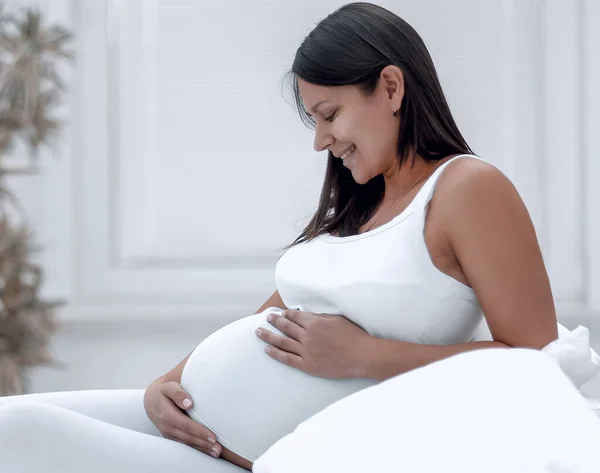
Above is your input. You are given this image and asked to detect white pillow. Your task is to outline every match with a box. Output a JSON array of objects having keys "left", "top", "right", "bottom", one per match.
[
  {"left": 541, "top": 325, "right": 600, "bottom": 388},
  {"left": 473, "top": 321, "right": 600, "bottom": 414},
  {"left": 253, "top": 349, "right": 600, "bottom": 473},
  {"left": 472, "top": 322, "right": 600, "bottom": 389}
]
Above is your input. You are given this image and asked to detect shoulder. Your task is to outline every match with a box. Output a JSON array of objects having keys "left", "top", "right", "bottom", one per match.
[
  {"left": 432, "top": 156, "right": 524, "bottom": 217},
  {"left": 428, "top": 157, "right": 557, "bottom": 349},
  {"left": 436, "top": 156, "right": 512, "bottom": 196},
  {"left": 429, "top": 156, "right": 534, "bottom": 250}
]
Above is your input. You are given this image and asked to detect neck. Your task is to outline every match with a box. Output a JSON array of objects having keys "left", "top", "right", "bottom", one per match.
[{"left": 382, "top": 154, "right": 437, "bottom": 201}]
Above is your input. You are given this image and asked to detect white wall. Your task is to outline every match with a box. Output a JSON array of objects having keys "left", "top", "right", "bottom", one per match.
[
  {"left": 3, "top": 0, "right": 600, "bottom": 390},
  {"left": 26, "top": 316, "right": 600, "bottom": 397}
]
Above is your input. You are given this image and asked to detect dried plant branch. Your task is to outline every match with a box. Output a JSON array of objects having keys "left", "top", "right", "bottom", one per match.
[{"left": 0, "top": 5, "right": 73, "bottom": 395}]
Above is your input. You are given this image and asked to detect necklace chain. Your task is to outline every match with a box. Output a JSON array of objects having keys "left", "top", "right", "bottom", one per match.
[{"left": 362, "top": 167, "right": 435, "bottom": 234}]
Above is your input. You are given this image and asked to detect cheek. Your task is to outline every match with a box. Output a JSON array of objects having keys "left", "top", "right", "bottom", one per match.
[
  {"left": 368, "top": 118, "right": 398, "bottom": 164},
  {"left": 357, "top": 113, "right": 391, "bottom": 151},
  {"left": 332, "top": 115, "right": 360, "bottom": 143},
  {"left": 336, "top": 115, "right": 372, "bottom": 152},
  {"left": 333, "top": 111, "right": 392, "bottom": 166}
]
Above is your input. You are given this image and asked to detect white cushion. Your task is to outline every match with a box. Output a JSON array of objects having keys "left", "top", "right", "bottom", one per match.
[
  {"left": 473, "top": 322, "right": 600, "bottom": 388},
  {"left": 253, "top": 349, "right": 600, "bottom": 473},
  {"left": 541, "top": 325, "right": 600, "bottom": 388},
  {"left": 474, "top": 321, "right": 600, "bottom": 413}
]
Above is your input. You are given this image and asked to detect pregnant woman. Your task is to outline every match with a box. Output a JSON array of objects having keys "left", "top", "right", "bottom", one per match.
[{"left": 0, "top": 2, "right": 590, "bottom": 472}]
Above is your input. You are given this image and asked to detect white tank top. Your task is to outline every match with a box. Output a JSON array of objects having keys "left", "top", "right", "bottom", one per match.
[
  {"left": 181, "top": 154, "right": 484, "bottom": 462},
  {"left": 276, "top": 153, "right": 483, "bottom": 345}
]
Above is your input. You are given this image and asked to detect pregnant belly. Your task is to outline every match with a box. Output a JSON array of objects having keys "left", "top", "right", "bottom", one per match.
[{"left": 180, "top": 307, "right": 376, "bottom": 462}]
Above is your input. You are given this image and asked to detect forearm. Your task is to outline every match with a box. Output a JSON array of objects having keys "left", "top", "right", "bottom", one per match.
[{"left": 359, "top": 336, "right": 509, "bottom": 381}]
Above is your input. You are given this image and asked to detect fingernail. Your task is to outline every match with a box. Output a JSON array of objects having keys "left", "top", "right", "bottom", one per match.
[
  {"left": 183, "top": 398, "right": 192, "bottom": 408},
  {"left": 265, "top": 346, "right": 271, "bottom": 353},
  {"left": 211, "top": 446, "right": 219, "bottom": 455},
  {"left": 210, "top": 451, "right": 219, "bottom": 458},
  {"left": 207, "top": 437, "right": 216, "bottom": 444},
  {"left": 267, "top": 314, "right": 272, "bottom": 322},
  {"left": 255, "top": 328, "right": 262, "bottom": 336}
]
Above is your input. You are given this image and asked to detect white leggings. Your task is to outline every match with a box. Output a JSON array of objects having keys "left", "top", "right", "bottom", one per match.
[{"left": 0, "top": 390, "right": 247, "bottom": 473}]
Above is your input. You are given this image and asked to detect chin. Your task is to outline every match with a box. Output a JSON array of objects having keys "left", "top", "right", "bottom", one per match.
[
  {"left": 349, "top": 168, "right": 370, "bottom": 185},
  {"left": 351, "top": 174, "right": 369, "bottom": 185}
]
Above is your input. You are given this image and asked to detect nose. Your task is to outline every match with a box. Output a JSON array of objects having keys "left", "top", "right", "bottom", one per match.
[{"left": 313, "top": 127, "right": 334, "bottom": 153}]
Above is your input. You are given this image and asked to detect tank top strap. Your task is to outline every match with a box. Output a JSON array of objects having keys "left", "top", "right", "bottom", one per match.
[
  {"left": 412, "top": 154, "right": 482, "bottom": 210},
  {"left": 407, "top": 153, "right": 481, "bottom": 301}
]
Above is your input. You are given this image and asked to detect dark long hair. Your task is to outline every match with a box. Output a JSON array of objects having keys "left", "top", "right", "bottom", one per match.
[{"left": 283, "top": 2, "right": 473, "bottom": 248}]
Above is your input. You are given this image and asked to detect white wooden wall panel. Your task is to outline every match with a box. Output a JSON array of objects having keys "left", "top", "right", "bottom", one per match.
[
  {"left": 9, "top": 0, "right": 598, "bottom": 322},
  {"left": 583, "top": 0, "right": 600, "bottom": 313},
  {"left": 541, "top": 0, "right": 584, "bottom": 306}
]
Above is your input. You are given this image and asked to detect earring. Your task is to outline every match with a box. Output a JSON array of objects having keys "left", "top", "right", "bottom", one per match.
[{"left": 393, "top": 108, "right": 400, "bottom": 117}]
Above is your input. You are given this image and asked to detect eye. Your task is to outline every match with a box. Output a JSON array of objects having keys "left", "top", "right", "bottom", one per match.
[{"left": 325, "top": 111, "right": 338, "bottom": 122}]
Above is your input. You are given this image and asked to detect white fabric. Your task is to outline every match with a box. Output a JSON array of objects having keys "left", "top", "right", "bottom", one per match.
[
  {"left": 472, "top": 321, "right": 600, "bottom": 389},
  {"left": 473, "top": 319, "right": 600, "bottom": 411},
  {"left": 1, "top": 150, "right": 598, "bottom": 471},
  {"left": 181, "top": 307, "right": 377, "bottom": 461},
  {"left": 542, "top": 325, "right": 600, "bottom": 415},
  {"left": 276, "top": 154, "right": 483, "bottom": 345},
  {"left": 541, "top": 325, "right": 600, "bottom": 388},
  {"left": 0, "top": 389, "right": 159, "bottom": 435},
  {"left": 0, "top": 390, "right": 246, "bottom": 472},
  {"left": 253, "top": 349, "right": 600, "bottom": 473},
  {"left": 180, "top": 155, "right": 487, "bottom": 462}
]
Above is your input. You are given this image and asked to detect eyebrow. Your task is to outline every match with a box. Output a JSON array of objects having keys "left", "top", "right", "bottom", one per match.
[{"left": 305, "top": 100, "right": 331, "bottom": 116}]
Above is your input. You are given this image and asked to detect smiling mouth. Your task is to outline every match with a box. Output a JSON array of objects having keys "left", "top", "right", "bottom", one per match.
[{"left": 340, "top": 144, "right": 356, "bottom": 160}]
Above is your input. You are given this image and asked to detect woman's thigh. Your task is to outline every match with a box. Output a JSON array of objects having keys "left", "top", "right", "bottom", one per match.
[
  {"left": 0, "top": 401, "right": 247, "bottom": 473},
  {"left": 0, "top": 389, "right": 159, "bottom": 436}
]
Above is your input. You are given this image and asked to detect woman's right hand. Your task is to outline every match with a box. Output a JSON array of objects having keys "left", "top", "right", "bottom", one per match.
[{"left": 144, "top": 378, "right": 222, "bottom": 458}]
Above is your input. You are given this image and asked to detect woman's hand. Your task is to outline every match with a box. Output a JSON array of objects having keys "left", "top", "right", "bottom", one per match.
[
  {"left": 255, "top": 309, "right": 373, "bottom": 379},
  {"left": 143, "top": 378, "right": 222, "bottom": 458}
]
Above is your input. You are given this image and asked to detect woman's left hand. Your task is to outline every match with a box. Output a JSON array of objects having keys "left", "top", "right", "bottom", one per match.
[{"left": 255, "top": 309, "right": 373, "bottom": 379}]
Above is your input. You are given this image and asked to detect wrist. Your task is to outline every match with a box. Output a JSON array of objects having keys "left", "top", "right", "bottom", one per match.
[
  {"left": 353, "top": 334, "right": 382, "bottom": 379},
  {"left": 357, "top": 336, "right": 408, "bottom": 381}
]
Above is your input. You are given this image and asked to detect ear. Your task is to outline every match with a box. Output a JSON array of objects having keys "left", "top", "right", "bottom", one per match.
[{"left": 379, "top": 65, "right": 405, "bottom": 109}]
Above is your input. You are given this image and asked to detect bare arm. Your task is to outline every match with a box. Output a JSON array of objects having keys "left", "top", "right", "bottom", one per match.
[
  {"left": 359, "top": 338, "right": 508, "bottom": 380},
  {"left": 360, "top": 159, "right": 559, "bottom": 380},
  {"left": 159, "top": 290, "right": 288, "bottom": 383}
]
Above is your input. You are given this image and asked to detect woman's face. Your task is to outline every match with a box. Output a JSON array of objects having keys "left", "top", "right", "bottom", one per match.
[{"left": 298, "top": 66, "right": 404, "bottom": 184}]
